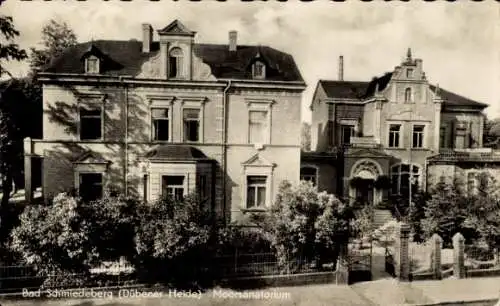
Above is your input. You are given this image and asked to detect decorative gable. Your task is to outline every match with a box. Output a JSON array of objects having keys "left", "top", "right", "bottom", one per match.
[
  {"left": 158, "top": 20, "right": 196, "bottom": 36},
  {"left": 73, "top": 151, "right": 111, "bottom": 165},
  {"left": 242, "top": 154, "right": 276, "bottom": 168}
]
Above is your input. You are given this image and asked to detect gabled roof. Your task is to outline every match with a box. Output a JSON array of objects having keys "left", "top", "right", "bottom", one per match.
[
  {"left": 317, "top": 73, "right": 487, "bottom": 108},
  {"left": 429, "top": 84, "right": 488, "bottom": 108},
  {"left": 42, "top": 40, "right": 304, "bottom": 82},
  {"left": 157, "top": 20, "right": 196, "bottom": 36},
  {"left": 318, "top": 80, "right": 369, "bottom": 100}
]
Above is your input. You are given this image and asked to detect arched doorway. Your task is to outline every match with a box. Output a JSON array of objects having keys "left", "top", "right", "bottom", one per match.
[{"left": 349, "top": 159, "right": 383, "bottom": 205}]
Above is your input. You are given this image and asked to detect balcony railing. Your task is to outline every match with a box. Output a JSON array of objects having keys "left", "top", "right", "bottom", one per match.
[{"left": 430, "top": 148, "right": 500, "bottom": 162}]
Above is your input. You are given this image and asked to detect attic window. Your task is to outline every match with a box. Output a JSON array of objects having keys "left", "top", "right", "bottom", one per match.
[
  {"left": 85, "top": 56, "right": 100, "bottom": 74},
  {"left": 406, "top": 68, "right": 413, "bottom": 78},
  {"left": 252, "top": 61, "right": 266, "bottom": 79}
]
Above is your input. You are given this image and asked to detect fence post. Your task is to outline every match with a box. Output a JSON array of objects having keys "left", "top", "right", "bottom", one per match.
[
  {"left": 397, "top": 222, "right": 411, "bottom": 281},
  {"left": 335, "top": 242, "right": 349, "bottom": 285},
  {"left": 430, "top": 233, "right": 443, "bottom": 280},
  {"left": 452, "top": 232, "right": 465, "bottom": 279}
]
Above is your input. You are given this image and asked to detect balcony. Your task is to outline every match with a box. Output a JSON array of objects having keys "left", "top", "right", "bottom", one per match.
[{"left": 429, "top": 148, "right": 500, "bottom": 163}]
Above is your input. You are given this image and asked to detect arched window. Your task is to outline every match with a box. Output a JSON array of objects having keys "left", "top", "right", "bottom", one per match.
[
  {"left": 404, "top": 88, "right": 412, "bottom": 103},
  {"left": 168, "top": 47, "right": 183, "bottom": 78},
  {"left": 390, "top": 164, "right": 420, "bottom": 195},
  {"left": 300, "top": 166, "right": 318, "bottom": 186}
]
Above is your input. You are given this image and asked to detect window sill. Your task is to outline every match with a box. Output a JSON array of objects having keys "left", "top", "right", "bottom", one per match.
[
  {"left": 152, "top": 140, "right": 172, "bottom": 143},
  {"left": 410, "top": 148, "right": 430, "bottom": 151},
  {"left": 242, "top": 207, "right": 268, "bottom": 213},
  {"left": 79, "top": 138, "right": 104, "bottom": 142}
]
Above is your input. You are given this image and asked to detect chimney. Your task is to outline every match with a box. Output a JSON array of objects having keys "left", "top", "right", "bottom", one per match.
[
  {"left": 229, "top": 30, "right": 237, "bottom": 52},
  {"left": 142, "top": 23, "right": 153, "bottom": 53},
  {"left": 338, "top": 55, "right": 344, "bottom": 81}
]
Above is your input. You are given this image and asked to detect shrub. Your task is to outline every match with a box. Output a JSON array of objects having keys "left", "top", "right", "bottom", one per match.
[
  {"left": 134, "top": 194, "right": 213, "bottom": 286},
  {"left": 255, "top": 180, "right": 352, "bottom": 271},
  {"left": 10, "top": 192, "right": 139, "bottom": 280}
]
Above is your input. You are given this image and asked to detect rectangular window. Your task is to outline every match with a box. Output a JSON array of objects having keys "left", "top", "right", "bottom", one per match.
[
  {"left": 152, "top": 108, "right": 170, "bottom": 141},
  {"left": 327, "top": 120, "right": 334, "bottom": 147},
  {"left": 86, "top": 58, "right": 99, "bottom": 74},
  {"left": 79, "top": 173, "right": 103, "bottom": 202},
  {"left": 246, "top": 176, "right": 267, "bottom": 208},
  {"left": 439, "top": 126, "right": 446, "bottom": 148},
  {"left": 248, "top": 110, "right": 268, "bottom": 144},
  {"left": 327, "top": 104, "right": 334, "bottom": 120},
  {"left": 412, "top": 125, "right": 425, "bottom": 148},
  {"left": 80, "top": 107, "right": 102, "bottom": 140},
  {"left": 406, "top": 68, "right": 413, "bottom": 78},
  {"left": 183, "top": 108, "right": 200, "bottom": 142},
  {"left": 169, "top": 57, "right": 182, "bottom": 78},
  {"left": 300, "top": 168, "right": 317, "bottom": 186},
  {"left": 341, "top": 125, "right": 355, "bottom": 145},
  {"left": 389, "top": 124, "right": 401, "bottom": 148},
  {"left": 162, "top": 175, "right": 185, "bottom": 201},
  {"left": 198, "top": 175, "right": 207, "bottom": 200}
]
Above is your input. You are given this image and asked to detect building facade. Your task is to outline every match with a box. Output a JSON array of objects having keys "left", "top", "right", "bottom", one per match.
[
  {"left": 305, "top": 50, "right": 499, "bottom": 204},
  {"left": 24, "top": 20, "right": 306, "bottom": 221}
]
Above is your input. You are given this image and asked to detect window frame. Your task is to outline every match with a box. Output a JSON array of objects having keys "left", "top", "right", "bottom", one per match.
[
  {"left": 246, "top": 175, "right": 267, "bottom": 209},
  {"left": 151, "top": 107, "right": 171, "bottom": 142},
  {"left": 168, "top": 47, "right": 184, "bottom": 79},
  {"left": 242, "top": 154, "right": 275, "bottom": 210},
  {"left": 85, "top": 56, "right": 100, "bottom": 74},
  {"left": 147, "top": 95, "right": 175, "bottom": 143},
  {"left": 390, "top": 163, "right": 421, "bottom": 196},
  {"left": 412, "top": 124, "right": 425, "bottom": 148},
  {"left": 161, "top": 175, "right": 186, "bottom": 201},
  {"left": 388, "top": 124, "right": 402, "bottom": 148},
  {"left": 78, "top": 104, "right": 104, "bottom": 141},
  {"left": 404, "top": 87, "right": 413, "bottom": 103},
  {"left": 406, "top": 68, "right": 414, "bottom": 78},
  {"left": 252, "top": 60, "right": 266, "bottom": 79},
  {"left": 300, "top": 166, "right": 318, "bottom": 186},
  {"left": 341, "top": 124, "right": 356, "bottom": 145},
  {"left": 246, "top": 99, "right": 274, "bottom": 146},
  {"left": 78, "top": 172, "right": 104, "bottom": 202},
  {"left": 181, "top": 97, "right": 206, "bottom": 143}
]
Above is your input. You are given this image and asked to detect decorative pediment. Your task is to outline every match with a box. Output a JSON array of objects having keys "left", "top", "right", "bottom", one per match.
[
  {"left": 76, "top": 93, "right": 107, "bottom": 103},
  {"left": 242, "top": 154, "right": 276, "bottom": 168},
  {"left": 158, "top": 20, "right": 196, "bottom": 36},
  {"left": 350, "top": 159, "right": 383, "bottom": 178},
  {"left": 73, "top": 151, "right": 110, "bottom": 165}
]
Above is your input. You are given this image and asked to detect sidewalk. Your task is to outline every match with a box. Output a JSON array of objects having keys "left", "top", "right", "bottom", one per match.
[{"left": 352, "top": 276, "right": 500, "bottom": 306}]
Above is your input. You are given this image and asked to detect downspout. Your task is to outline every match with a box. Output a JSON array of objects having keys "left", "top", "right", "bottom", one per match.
[
  {"left": 222, "top": 80, "right": 232, "bottom": 225},
  {"left": 120, "top": 76, "right": 129, "bottom": 196}
]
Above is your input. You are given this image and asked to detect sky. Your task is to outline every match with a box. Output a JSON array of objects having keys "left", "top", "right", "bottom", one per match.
[{"left": 2, "top": 1, "right": 499, "bottom": 122}]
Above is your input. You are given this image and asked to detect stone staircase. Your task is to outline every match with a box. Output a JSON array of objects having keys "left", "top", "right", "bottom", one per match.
[{"left": 372, "top": 209, "right": 394, "bottom": 230}]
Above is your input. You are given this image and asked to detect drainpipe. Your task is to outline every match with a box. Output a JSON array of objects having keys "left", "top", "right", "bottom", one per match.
[
  {"left": 120, "top": 76, "right": 129, "bottom": 196},
  {"left": 222, "top": 80, "right": 232, "bottom": 225}
]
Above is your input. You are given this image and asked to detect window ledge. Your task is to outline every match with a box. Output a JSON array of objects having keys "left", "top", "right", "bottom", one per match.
[
  {"left": 242, "top": 208, "right": 268, "bottom": 213},
  {"left": 410, "top": 148, "right": 430, "bottom": 151},
  {"left": 79, "top": 138, "right": 104, "bottom": 142}
]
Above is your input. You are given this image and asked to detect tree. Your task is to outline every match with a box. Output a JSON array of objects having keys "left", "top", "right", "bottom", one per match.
[
  {"left": 0, "top": 16, "right": 27, "bottom": 224},
  {"left": 0, "top": 16, "right": 27, "bottom": 77},
  {"left": 301, "top": 122, "right": 311, "bottom": 151},
  {"left": 254, "top": 180, "right": 352, "bottom": 271},
  {"left": 29, "top": 19, "right": 77, "bottom": 71},
  {"left": 483, "top": 117, "right": 500, "bottom": 149}
]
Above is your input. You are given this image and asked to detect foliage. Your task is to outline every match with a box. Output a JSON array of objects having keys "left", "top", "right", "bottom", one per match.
[
  {"left": 255, "top": 180, "right": 352, "bottom": 269},
  {"left": 10, "top": 193, "right": 139, "bottom": 278},
  {"left": 301, "top": 122, "right": 311, "bottom": 151},
  {"left": 0, "top": 15, "right": 27, "bottom": 221},
  {"left": 134, "top": 194, "right": 214, "bottom": 285},
  {"left": 10, "top": 193, "right": 96, "bottom": 274},
  {"left": 0, "top": 15, "right": 27, "bottom": 77},
  {"left": 29, "top": 19, "right": 77, "bottom": 71},
  {"left": 350, "top": 205, "right": 372, "bottom": 240}
]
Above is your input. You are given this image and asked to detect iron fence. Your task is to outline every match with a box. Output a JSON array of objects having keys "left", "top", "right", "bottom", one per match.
[
  {"left": 464, "top": 245, "right": 500, "bottom": 270},
  {"left": 212, "top": 252, "right": 335, "bottom": 279},
  {"left": 0, "top": 261, "right": 136, "bottom": 294}
]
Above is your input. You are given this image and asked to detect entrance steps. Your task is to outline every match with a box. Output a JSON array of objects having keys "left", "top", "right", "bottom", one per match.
[{"left": 372, "top": 209, "right": 394, "bottom": 230}]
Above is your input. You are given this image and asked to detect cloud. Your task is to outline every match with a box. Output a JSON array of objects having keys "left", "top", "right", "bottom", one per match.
[{"left": 2, "top": 1, "right": 499, "bottom": 119}]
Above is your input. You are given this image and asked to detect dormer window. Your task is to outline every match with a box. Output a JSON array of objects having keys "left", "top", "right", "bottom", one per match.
[
  {"left": 85, "top": 56, "right": 100, "bottom": 74},
  {"left": 252, "top": 61, "right": 266, "bottom": 79},
  {"left": 168, "top": 47, "right": 183, "bottom": 78}
]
